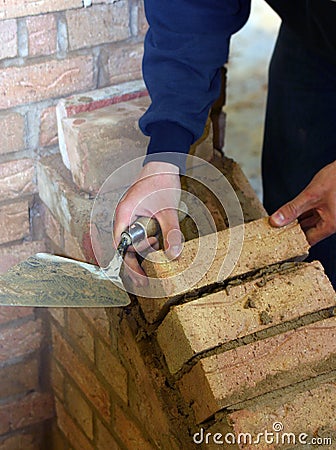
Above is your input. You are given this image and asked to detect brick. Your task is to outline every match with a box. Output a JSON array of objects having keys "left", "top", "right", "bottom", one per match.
[
  {"left": 228, "top": 381, "right": 336, "bottom": 449},
  {"left": 61, "top": 96, "right": 149, "bottom": 192},
  {"left": 0, "top": 159, "right": 35, "bottom": 201},
  {"left": 50, "top": 358, "right": 64, "bottom": 401},
  {"left": 67, "top": 309, "right": 94, "bottom": 361},
  {"left": 0, "top": 319, "right": 42, "bottom": 362},
  {"left": 0, "top": 431, "right": 42, "bottom": 450},
  {"left": 118, "top": 318, "right": 177, "bottom": 446},
  {"left": 96, "top": 337, "right": 128, "bottom": 404},
  {"left": 178, "top": 316, "right": 336, "bottom": 423},
  {"left": 49, "top": 308, "right": 65, "bottom": 327},
  {"left": 55, "top": 399, "right": 94, "bottom": 450},
  {"left": 39, "top": 106, "right": 58, "bottom": 147},
  {"left": 37, "top": 154, "right": 95, "bottom": 258},
  {"left": 0, "top": 391, "right": 54, "bottom": 434},
  {"left": 0, "top": 305, "right": 34, "bottom": 325},
  {"left": 0, "top": 112, "right": 25, "bottom": 155},
  {"left": 66, "top": 3, "right": 130, "bottom": 51},
  {"left": 0, "top": 240, "right": 46, "bottom": 273},
  {"left": 114, "top": 405, "right": 153, "bottom": 450},
  {"left": 96, "top": 419, "right": 120, "bottom": 450},
  {"left": 65, "top": 380, "right": 93, "bottom": 439},
  {"left": 137, "top": 0, "right": 148, "bottom": 36},
  {"left": 56, "top": 79, "right": 146, "bottom": 169},
  {"left": 0, "top": 357, "right": 39, "bottom": 398},
  {"left": 101, "top": 41, "right": 144, "bottom": 85},
  {"left": 0, "top": 55, "right": 94, "bottom": 109},
  {"left": 43, "top": 206, "right": 62, "bottom": 248},
  {"left": 157, "top": 261, "right": 336, "bottom": 374},
  {"left": 26, "top": 14, "right": 57, "bottom": 57},
  {"left": 0, "top": 19, "right": 17, "bottom": 60},
  {"left": 80, "top": 308, "right": 110, "bottom": 344},
  {"left": 0, "top": 0, "right": 82, "bottom": 20},
  {"left": 0, "top": 200, "right": 29, "bottom": 245},
  {"left": 52, "top": 326, "right": 111, "bottom": 420},
  {"left": 63, "top": 228, "right": 86, "bottom": 260},
  {"left": 138, "top": 217, "right": 310, "bottom": 323}
]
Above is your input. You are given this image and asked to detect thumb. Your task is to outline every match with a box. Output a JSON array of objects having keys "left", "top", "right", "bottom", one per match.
[
  {"left": 269, "top": 191, "right": 314, "bottom": 228},
  {"left": 157, "top": 209, "right": 183, "bottom": 260}
]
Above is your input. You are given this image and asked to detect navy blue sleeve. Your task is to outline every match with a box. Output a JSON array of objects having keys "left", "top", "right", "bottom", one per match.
[{"left": 139, "top": 0, "right": 251, "bottom": 171}]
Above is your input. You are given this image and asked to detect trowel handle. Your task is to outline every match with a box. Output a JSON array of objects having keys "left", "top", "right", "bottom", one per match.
[{"left": 122, "top": 201, "right": 188, "bottom": 245}]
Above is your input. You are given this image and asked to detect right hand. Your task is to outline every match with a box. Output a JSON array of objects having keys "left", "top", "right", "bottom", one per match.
[{"left": 113, "top": 161, "right": 183, "bottom": 286}]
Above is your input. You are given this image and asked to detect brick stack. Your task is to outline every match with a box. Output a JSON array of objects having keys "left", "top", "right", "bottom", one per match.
[
  {"left": 36, "top": 89, "right": 335, "bottom": 448},
  {"left": 0, "top": 2, "right": 146, "bottom": 447}
]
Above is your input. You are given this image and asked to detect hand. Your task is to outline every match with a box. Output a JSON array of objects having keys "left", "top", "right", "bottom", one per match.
[
  {"left": 113, "top": 161, "right": 183, "bottom": 286},
  {"left": 270, "top": 161, "right": 336, "bottom": 245}
]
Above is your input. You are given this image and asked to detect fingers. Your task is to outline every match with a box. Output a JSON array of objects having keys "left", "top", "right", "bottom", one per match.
[
  {"left": 269, "top": 190, "right": 316, "bottom": 228},
  {"left": 157, "top": 209, "right": 183, "bottom": 260}
]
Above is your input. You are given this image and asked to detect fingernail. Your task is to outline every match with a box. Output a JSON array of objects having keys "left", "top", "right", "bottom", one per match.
[{"left": 272, "top": 211, "right": 285, "bottom": 224}]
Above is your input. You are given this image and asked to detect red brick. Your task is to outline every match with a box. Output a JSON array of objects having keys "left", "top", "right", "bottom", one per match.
[
  {"left": 39, "top": 106, "right": 58, "bottom": 147},
  {"left": 0, "top": 357, "right": 39, "bottom": 398},
  {"left": 51, "top": 326, "right": 111, "bottom": 420},
  {"left": 63, "top": 228, "right": 86, "bottom": 260},
  {"left": 67, "top": 309, "right": 94, "bottom": 361},
  {"left": 43, "top": 206, "right": 62, "bottom": 248},
  {"left": 113, "top": 405, "right": 153, "bottom": 450},
  {"left": 48, "top": 308, "right": 65, "bottom": 327},
  {"left": 101, "top": 41, "right": 143, "bottom": 85},
  {"left": 0, "top": 19, "right": 17, "bottom": 60},
  {"left": 0, "top": 431, "right": 42, "bottom": 450},
  {"left": 0, "top": 112, "right": 25, "bottom": 155},
  {"left": 96, "top": 337, "right": 128, "bottom": 404},
  {"left": 0, "top": 200, "right": 30, "bottom": 245},
  {"left": 96, "top": 419, "right": 120, "bottom": 450},
  {"left": 61, "top": 96, "right": 149, "bottom": 192},
  {"left": 0, "top": 55, "right": 95, "bottom": 109},
  {"left": 66, "top": 3, "right": 130, "bottom": 51},
  {"left": 137, "top": 1, "right": 148, "bottom": 36},
  {"left": 0, "top": 159, "right": 35, "bottom": 201},
  {"left": 26, "top": 14, "right": 57, "bottom": 57},
  {"left": 55, "top": 398, "right": 94, "bottom": 450},
  {"left": 157, "top": 261, "right": 336, "bottom": 374},
  {"left": 0, "top": 0, "right": 82, "bottom": 20},
  {"left": 0, "top": 306, "right": 34, "bottom": 325},
  {"left": 0, "top": 319, "right": 42, "bottom": 362},
  {"left": 0, "top": 391, "right": 54, "bottom": 434},
  {"left": 56, "top": 79, "right": 146, "bottom": 169},
  {"left": 178, "top": 316, "right": 336, "bottom": 423},
  {"left": 65, "top": 380, "right": 93, "bottom": 439},
  {"left": 228, "top": 381, "right": 336, "bottom": 449},
  {"left": 139, "top": 217, "right": 310, "bottom": 323},
  {"left": 0, "top": 240, "right": 46, "bottom": 273}
]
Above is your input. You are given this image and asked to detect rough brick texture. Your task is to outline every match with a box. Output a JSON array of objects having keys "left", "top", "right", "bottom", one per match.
[
  {"left": 0, "top": 112, "right": 25, "bottom": 155},
  {"left": 139, "top": 217, "right": 310, "bottom": 323},
  {"left": 178, "top": 316, "right": 336, "bottom": 423},
  {"left": 0, "top": 0, "right": 82, "bottom": 20},
  {"left": 0, "top": 19, "right": 17, "bottom": 59},
  {"left": 61, "top": 96, "right": 150, "bottom": 192},
  {"left": 157, "top": 261, "right": 336, "bottom": 374}
]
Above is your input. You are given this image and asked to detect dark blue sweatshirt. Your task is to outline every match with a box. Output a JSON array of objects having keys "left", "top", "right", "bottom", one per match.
[{"left": 139, "top": 0, "right": 336, "bottom": 170}]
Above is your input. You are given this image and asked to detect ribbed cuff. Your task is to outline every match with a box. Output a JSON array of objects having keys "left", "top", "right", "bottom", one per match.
[{"left": 143, "top": 121, "right": 194, "bottom": 174}]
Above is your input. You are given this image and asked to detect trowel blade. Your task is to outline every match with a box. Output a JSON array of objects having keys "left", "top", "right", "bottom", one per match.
[{"left": 0, "top": 253, "right": 130, "bottom": 307}]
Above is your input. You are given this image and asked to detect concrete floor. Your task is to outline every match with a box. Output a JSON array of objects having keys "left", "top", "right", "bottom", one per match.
[{"left": 224, "top": 0, "right": 280, "bottom": 200}]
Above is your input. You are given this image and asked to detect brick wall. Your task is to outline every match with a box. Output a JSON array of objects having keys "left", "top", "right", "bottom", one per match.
[{"left": 0, "top": 2, "right": 146, "bottom": 447}]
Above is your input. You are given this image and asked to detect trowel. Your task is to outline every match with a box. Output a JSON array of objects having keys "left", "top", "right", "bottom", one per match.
[{"left": 0, "top": 208, "right": 187, "bottom": 308}]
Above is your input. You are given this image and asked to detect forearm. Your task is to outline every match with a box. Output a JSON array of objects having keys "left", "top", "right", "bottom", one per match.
[{"left": 140, "top": 0, "right": 251, "bottom": 171}]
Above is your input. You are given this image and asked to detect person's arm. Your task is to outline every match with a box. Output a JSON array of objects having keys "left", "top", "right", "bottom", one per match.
[
  {"left": 140, "top": 0, "right": 251, "bottom": 172},
  {"left": 113, "top": 1, "right": 250, "bottom": 284},
  {"left": 270, "top": 161, "right": 336, "bottom": 245}
]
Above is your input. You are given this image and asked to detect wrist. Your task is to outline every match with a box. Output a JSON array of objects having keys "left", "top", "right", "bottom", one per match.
[{"left": 141, "top": 161, "right": 180, "bottom": 176}]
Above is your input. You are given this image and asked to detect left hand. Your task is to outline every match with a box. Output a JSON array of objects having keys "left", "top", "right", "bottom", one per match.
[{"left": 269, "top": 161, "right": 336, "bottom": 246}]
